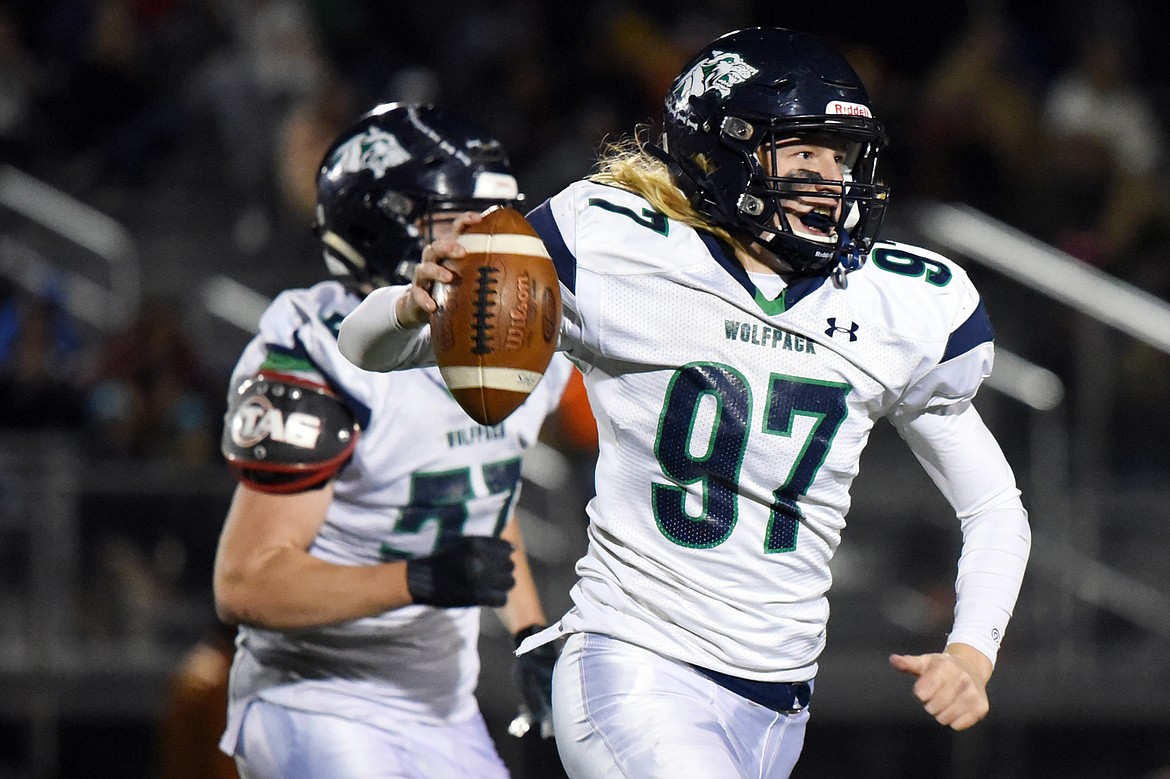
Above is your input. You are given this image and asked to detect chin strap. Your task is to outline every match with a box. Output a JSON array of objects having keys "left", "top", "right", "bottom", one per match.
[
  {"left": 645, "top": 142, "right": 705, "bottom": 199},
  {"left": 831, "top": 229, "right": 865, "bottom": 288},
  {"left": 642, "top": 142, "right": 676, "bottom": 169}
]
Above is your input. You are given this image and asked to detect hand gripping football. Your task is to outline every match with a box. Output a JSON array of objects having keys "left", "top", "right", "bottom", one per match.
[{"left": 431, "top": 206, "right": 562, "bottom": 425}]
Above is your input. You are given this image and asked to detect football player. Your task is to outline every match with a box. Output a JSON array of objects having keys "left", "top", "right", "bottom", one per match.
[
  {"left": 212, "top": 102, "right": 573, "bottom": 778},
  {"left": 337, "top": 29, "right": 1032, "bottom": 779}
]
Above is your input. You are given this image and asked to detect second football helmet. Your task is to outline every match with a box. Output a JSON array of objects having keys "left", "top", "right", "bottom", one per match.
[
  {"left": 314, "top": 103, "right": 521, "bottom": 289},
  {"left": 661, "top": 27, "right": 890, "bottom": 277}
]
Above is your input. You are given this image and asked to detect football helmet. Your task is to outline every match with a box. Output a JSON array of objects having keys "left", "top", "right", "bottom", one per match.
[
  {"left": 661, "top": 27, "right": 889, "bottom": 277},
  {"left": 314, "top": 103, "right": 520, "bottom": 289}
]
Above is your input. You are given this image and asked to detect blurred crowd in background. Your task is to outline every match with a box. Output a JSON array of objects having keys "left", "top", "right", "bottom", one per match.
[
  {"left": 0, "top": 0, "right": 1168, "bottom": 456},
  {"left": 0, "top": 0, "right": 1168, "bottom": 462},
  {"left": 0, "top": 0, "right": 1168, "bottom": 777}
]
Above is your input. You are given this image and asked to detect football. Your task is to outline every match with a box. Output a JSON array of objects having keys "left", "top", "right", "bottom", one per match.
[{"left": 430, "top": 206, "right": 562, "bottom": 425}]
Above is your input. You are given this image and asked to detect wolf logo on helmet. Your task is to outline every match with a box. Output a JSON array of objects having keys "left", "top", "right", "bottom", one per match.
[
  {"left": 669, "top": 51, "right": 759, "bottom": 129},
  {"left": 324, "top": 127, "right": 412, "bottom": 180}
]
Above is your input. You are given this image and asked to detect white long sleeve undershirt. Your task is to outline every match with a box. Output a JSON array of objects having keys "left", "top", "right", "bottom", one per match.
[
  {"left": 337, "top": 285, "right": 436, "bottom": 372},
  {"left": 891, "top": 403, "right": 1032, "bottom": 666}
]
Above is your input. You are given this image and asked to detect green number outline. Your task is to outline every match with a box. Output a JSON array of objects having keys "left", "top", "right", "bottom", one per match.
[
  {"left": 872, "top": 248, "right": 953, "bottom": 287},
  {"left": 379, "top": 457, "right": 521, "bottom": 560},
  {"left": 587, "top": 197, "right": 669, "bottom": 236},
  {"left": 652, "top": 364, "right": 850, "bottom": 553}
]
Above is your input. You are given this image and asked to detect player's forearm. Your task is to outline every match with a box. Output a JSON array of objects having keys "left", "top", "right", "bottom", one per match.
[
  {"left": 948, "top": 496, "right": 1030, "bottom": 665},
  {"left": 498, "top": 564, "right": 547, "bottom": 636},
  {"left": 898, "top": 405, "right": 1031, "bottom": 665},
  {"left": 215, "top": 549, "right": 413, "bottom": 630},
  {"left": 496, "top": 519, "right": 547, "bottom": 635},
  {"left": 337, "top": 285, "right": 435, "bottom": 371}
]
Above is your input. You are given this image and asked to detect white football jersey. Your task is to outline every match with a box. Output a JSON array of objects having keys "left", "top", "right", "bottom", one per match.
[
  {"left": 220, "top": 281, "right": 573, "bottom": 750},
  {"left": 523, "top": 181, "right": 1002, "bottom": 682}
]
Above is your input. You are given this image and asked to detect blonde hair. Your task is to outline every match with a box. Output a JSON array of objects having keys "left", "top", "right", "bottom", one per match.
[{"left": 588, "top": 129, "right": 738, "bottom": 247}]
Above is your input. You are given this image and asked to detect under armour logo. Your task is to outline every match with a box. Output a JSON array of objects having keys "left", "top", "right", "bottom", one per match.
[{"left": 825, "top": 318, "right": 860, "bottom": 341}]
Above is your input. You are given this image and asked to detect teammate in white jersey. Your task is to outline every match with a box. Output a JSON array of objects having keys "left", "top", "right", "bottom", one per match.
[
  {"left": 212, "top": 103, "right": 573, "bottom": 779},
  {"left": 337, "top": 29, "right": 1032, "bottom": 779}
]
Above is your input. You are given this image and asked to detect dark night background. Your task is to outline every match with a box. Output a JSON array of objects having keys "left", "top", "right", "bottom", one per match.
[{"left": 1, "top": 0, "right": 1168, "bottom": 777}]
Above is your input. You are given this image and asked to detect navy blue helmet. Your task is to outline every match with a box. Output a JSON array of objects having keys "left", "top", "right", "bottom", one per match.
[
  {"left": 661, "top": 28, "right": 889, "bottom": 277},
  {"left": 314, "top": 103, "right": 521, "bottom": 289}
]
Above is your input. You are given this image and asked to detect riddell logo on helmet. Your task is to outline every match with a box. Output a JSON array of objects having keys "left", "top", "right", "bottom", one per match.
[{"left": 826, "top": 101, "right": 871, "bottom": 117}]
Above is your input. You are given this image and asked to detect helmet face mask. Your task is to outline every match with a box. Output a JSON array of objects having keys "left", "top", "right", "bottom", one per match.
[
  {"left": 663, "top": 28, "right": 890, "bottom": 277},
  {"left": 314, "top": 103, "right": 521, "bottom": 291}
]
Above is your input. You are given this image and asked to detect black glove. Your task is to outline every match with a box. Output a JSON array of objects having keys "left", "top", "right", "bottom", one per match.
[
  {"left": 511, "top": 624, "right": 559, "bottom": 739},
  {"left": 406, "top": 536, "right": 515, "bottom": 608}
]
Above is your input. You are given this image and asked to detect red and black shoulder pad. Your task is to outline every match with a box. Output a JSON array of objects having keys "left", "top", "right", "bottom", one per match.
[{"left": 222, "top": 371, "right": 359, "bottom": 494}]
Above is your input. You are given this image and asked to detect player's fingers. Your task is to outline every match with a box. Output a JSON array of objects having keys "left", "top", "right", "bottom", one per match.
[
  {"left": 932, "top": 694, "right": 988, "bottom": 731},
  {"left": 421, "top": 240, "right": 463, "bottom": 269},
  {"left": 948, "top": 703, "right": 989, "bottom": 731},
  {"left": 922, "top": 674, "right": 988, "bottom": 729},
  {"left": 914, "top": 674, "right": 943, "bottom": 705},
  {"left": 452, "top": 210, "right": 483, "bottom": 233},
  {"left": 896, "top": 652, "right": 990, "bottom": 730},
  {"left": 414, "top": 256, "right": 455, "bottom": 288},
  {"left": 948, "top": 677, "right": 988, "bottom": 728},
  {"left": 889, "top": 653, "right": 928, "bottom": 676},
  {"left": 918, "top": 657, "right": 968, "bottom": 704},
  {"left": 938, "top": 707, "right": 974, "bottom": 731},
  {"left": 409, "top": 284, "right": 438, "bottom": 315},
  {"left": 420, "top": 242, "right": 436, "bottom": 266},
  {"left": 431, "top": 239, "right": 468, "bottom": 268}
]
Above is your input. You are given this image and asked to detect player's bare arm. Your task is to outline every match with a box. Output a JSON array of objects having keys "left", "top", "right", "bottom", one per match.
[
  {"left": 495, "top": 514, "right": 548, "bottom": 635},
  {"left": 214, "top": 484, "right": 415, "bottom": 630}
]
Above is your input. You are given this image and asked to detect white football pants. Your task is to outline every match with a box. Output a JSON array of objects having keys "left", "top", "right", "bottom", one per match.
[
  {"left": 233, "top": 698, "right": 510, "bottom": 779},
  {"left": 553, "top": 632, "right": 810, "bottom": 779}
]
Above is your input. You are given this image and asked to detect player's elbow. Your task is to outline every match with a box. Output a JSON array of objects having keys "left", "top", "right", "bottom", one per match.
[
  {"left": 212, "top": 571, "right": 248, "bottom": 626},
  {"left": 214, "top": 552, "right": 311, "bottom": 630},
  {"left": 212, "top": 560, "right": 267, "bottom": 627},
  {"left": 335, "top": 320, "right": 369, "bottom": 367},
  {"left": 214, "top": 582, "right": 276, "bottom": 628},
  {"left": 214, "top": 598, "right": 241, "bottom": 627}
]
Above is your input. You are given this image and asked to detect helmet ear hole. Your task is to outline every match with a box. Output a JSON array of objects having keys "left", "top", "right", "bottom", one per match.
[
  {"left": 377, "top": 192, "right": 414, "bottom": 219},
  {"left": 721, "top": 117, "right": 755, "bottom": 142},
  {"left": 738, "top": 194, "right": 766, "bottom": 216}
]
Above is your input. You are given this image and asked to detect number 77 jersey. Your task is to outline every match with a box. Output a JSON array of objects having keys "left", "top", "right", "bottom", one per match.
[{"left": 527, "top": 181, "right": 997, "bottom": 682}]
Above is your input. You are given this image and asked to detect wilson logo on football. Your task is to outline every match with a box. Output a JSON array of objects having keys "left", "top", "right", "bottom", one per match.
[
  {"left": 231, "top": 395, "right": 323, "bottom": 449},
  {"left": 504, "top": 271, "right": 532, "bottom": 351}
]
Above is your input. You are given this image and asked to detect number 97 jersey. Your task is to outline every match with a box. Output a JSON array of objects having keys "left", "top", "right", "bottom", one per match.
[{"left": 527, "top": 181, "right": 996, "bottom": 682}]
